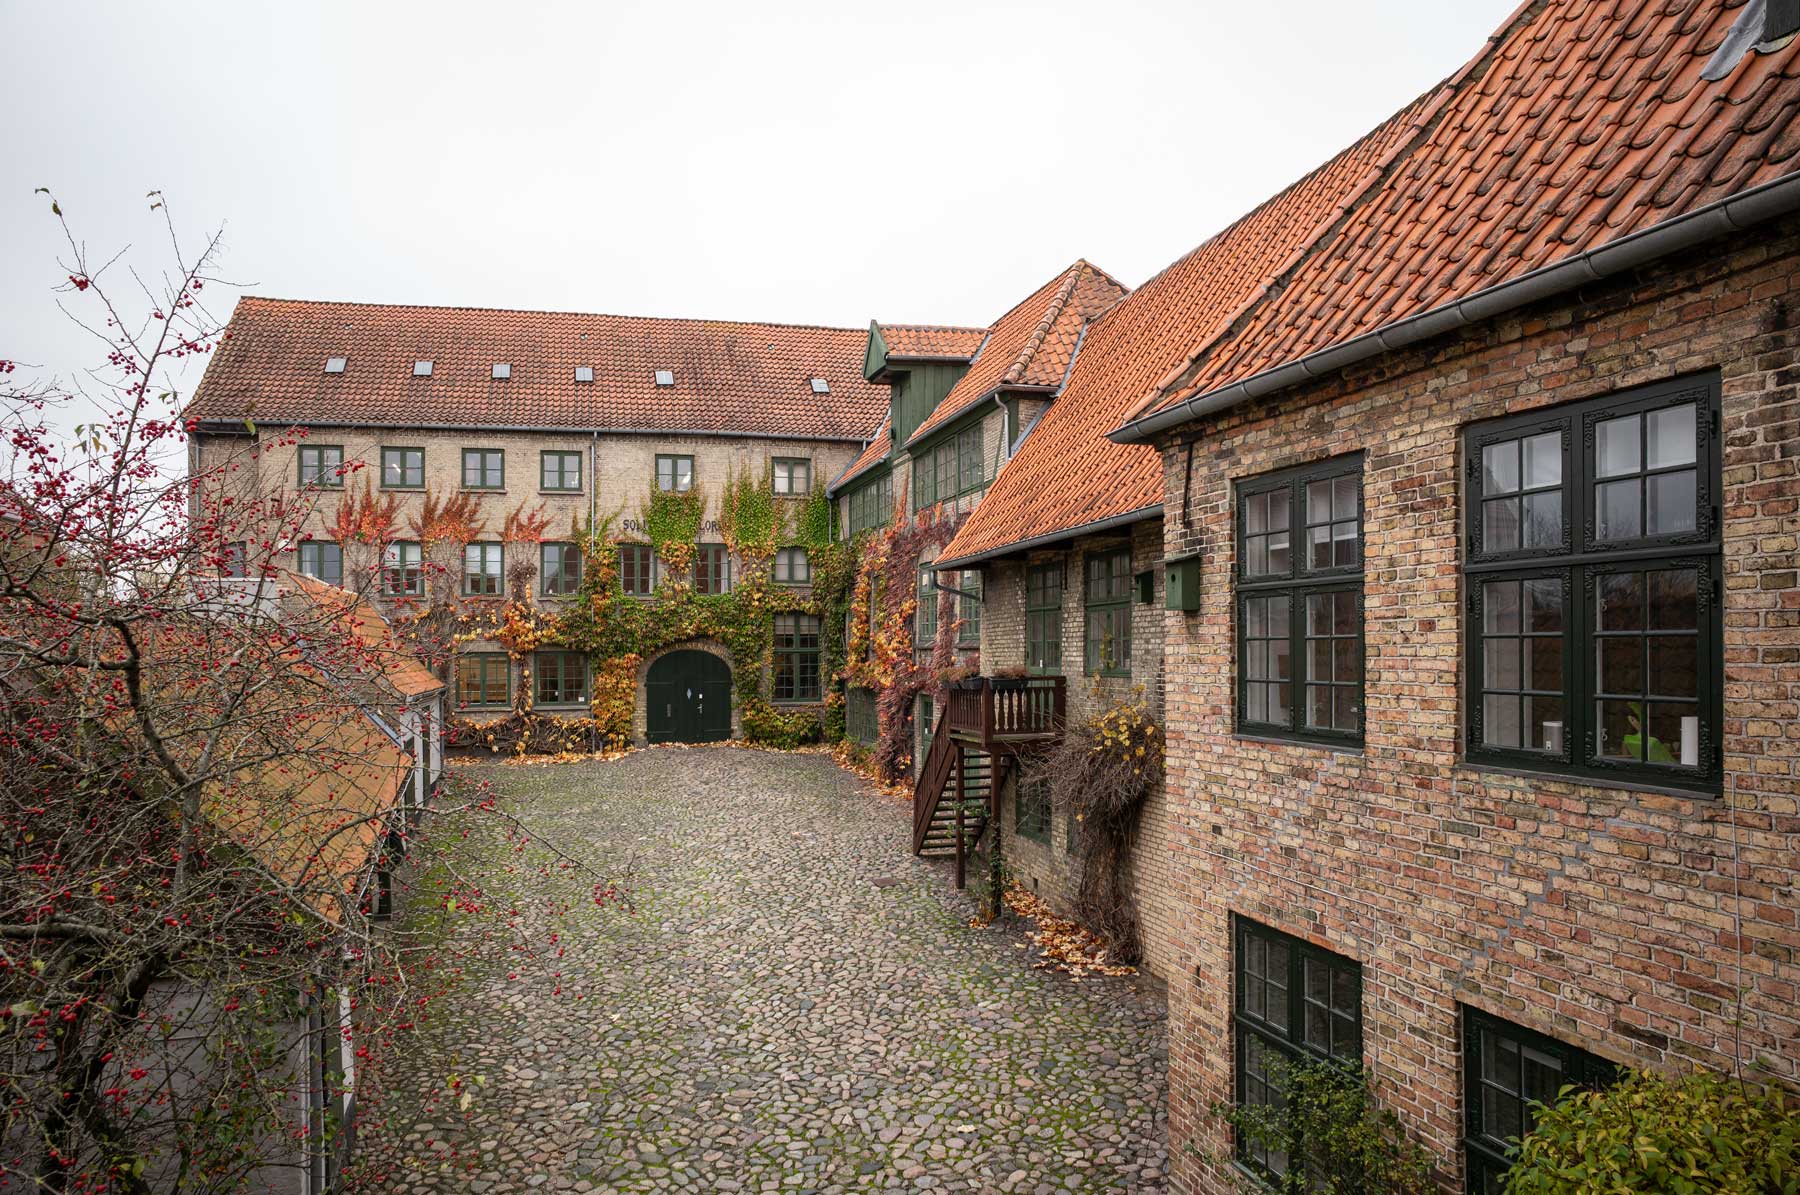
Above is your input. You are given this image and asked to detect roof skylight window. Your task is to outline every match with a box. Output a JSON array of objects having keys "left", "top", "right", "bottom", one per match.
[
  {"left": 413, "top": 360, "right": 433, "bottom": 377},
  {"left": 324, "top": 356, "right": 347, "bottom": 374},
  {"left": 810, "top": 377, "right": 830, "bottom": 394},
  {"left": 654, "top": 370, "right": 675, "bottom": 386},
  {"left": 492, "top": 362, "right": 512, "bottom": 379},
  {"left": 574, "top": 366, "right": 595, "bottom": 383}
]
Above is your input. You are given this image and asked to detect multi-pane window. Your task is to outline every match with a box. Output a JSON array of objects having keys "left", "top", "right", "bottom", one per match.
[
  {"left": 464, "top": 542, "right": 503, "bottom": 596},
  {"left": 1026, "top": 562, "right": 1064, "bottom": 673},
  {"left": 773, "top": 614, "right": 821, "bottom": 702},
  {"left": 297, "top": 541, "right": 343, "bottom": 587},
  {"left": 846, "top": 687, "right": 878, "bottom": 745},
  {"left": 1016, "top": 776, "right": 1051, "bottom": 844},
  {"left": 656, "top": 454, "right": 694, "bottom": 492},
  {"left": 1464, "top": 375, "right": 1720, "bottom": 790},
  {"left": 1084, "top": 548, "right": 1132, "bottom": 676},
  {"left": 1233, "top": 918, "right": 1363, "bottom": 1184},
  {"left": 695, "top": 544, "right": 733, "bottom": 594},
  {"left": 383, "top": 541, "right": 423, "bottom": 596},
  {"left": 774, "top": 547, "right": 811, "bottom": 585},
  {"left": 381, "top": 446, "right": 424, "bottom": 488},
  {"left": 462, "top": 448, "right": 504, "bottom": 489},
  {"left": 916, "top": 566, "right": 938, "bottom": 647},
  {"left": 772, "top": 457, "right": 812, "bottom": 496},
  {"left": 533, "top": 650, "right": 589, "bottom": 707},
  {"left": 918, "top": 694, "right": 935, "bottom": 763},
  {"left": 298, "top": 444, "right": 344, "bottom": 488},
  {"left": 456, "top": 653, "right": 510, "bottom": 708},
  {"left": 848, "top": 472, "right": 894, "bottom": 535},
  {"left": 541, "top": 450, "right": 582, "bottom": 492},
  {"left": 540, "top": 542, "right": 581, "bottom": 596},
  {"left": 1463, "top": 1009, "right": 1615, "bottom": 1195},
  {"left": 1237, "top": 455, "right": 1364, "bottom": 744},
  {"left": 619, "top": 544, "right": 655, "bottom": 596},
  {"left": 912, "top": 425, "right": 986, "bottom": 510},
  {"left": 955, "top": 570, "right": 981, "bottom": 644},
  {"left": 956, "top": 424, "right": 984, "bottom": 492}
]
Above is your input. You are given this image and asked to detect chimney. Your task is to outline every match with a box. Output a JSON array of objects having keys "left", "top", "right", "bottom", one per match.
[{"left": 1769, "top": 0, "right": 1800, "bottom": 44}]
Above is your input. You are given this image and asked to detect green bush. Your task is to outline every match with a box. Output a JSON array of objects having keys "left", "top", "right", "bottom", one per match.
[{"left": 1505, "top": 1069, "right": 1800, "bottom": 1195}]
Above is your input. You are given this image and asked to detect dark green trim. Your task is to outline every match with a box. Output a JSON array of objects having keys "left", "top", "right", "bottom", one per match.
[
  {"left": 1083, "top": 546, "right": 1132, "bottom": 677},
  {"left": 655, "top": 453, "right": 695, "bottom": 492},
  {"left": 532, "top": 649, "right": 590, "bottom": 708},
  {"left": 380, "top": 445, "right": 426, "bottom": 489},
  {"left": 1462, "top": 1007, "right": 1617, "bottom": 1194},
  {"left": 456, "top": 652, "right": 511, "bottom": 709},
  {"left": 1026, "top": 560, "right": 1064, "bottom": 675},
  {"left": 297, "top": 444, "right": 345, "bottom": 489},
  {"left": 462, "top": 541, "right": 504, "bottom": 596},
  {"left": 771, "top": 456, "right": 813, "bottom": 497},
  {"left": 539, "top": 449, "right": 584, "bottom": 492},
  {"left": 539, "top": 541, "right": 582, "bottom": 596},
  {"left": 461, "top": 447, "right": 505, "bottom": 490}
]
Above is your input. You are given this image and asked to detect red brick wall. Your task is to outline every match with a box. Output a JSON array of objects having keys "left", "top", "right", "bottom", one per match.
[{"left": 1155, "top": 220, "right": 1800, "bottom": 1193}]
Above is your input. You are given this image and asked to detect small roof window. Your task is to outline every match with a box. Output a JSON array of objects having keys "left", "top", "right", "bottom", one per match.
[
  {"left": 810, "top": 377, "right": 830, "bottom": 394},
  {"left": 413, "top": 360, "right": 433, "bottom": 377},
  {"left": 324, "top": 356, "right": 347, "bottom": 374},
  {"left": 492, "top": 362, "right": 511, "bottom": 379},
  {"left": 654, "top": 369, "right": 675, "bottom": 387},
  {"left": 574, "top": 365, "right": 595, "bottom": 383}
]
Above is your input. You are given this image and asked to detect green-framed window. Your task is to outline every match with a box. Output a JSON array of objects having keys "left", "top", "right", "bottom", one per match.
[
  {"left": 772, "top": 457, "right": 812, "bottom": 496},
  {"left": 533, "top": 650, "right": 589, "bottom": 707},
  {"left": 462, "top": 448, "right": 504, "bottom": 490},
  {"left": 1233, "top": 917, "right": 1363, "bottom": 1184},
  {"left": 382, "top": 541, "right": 422, "bottom": 596},
  {"left": 540, "top": 542, "right": 581, "bottom": 596},
  {"left": 1463, "top": 1008, "right": 1616, "bottom": 1194},
  {"left": 955, "top": 570, "right": 981, "bottom": 645},
  {"left": 847, "top": 472, "right": 893, "bottom": 536},
  {"left": 1083, "top": 547, "right": 1132, "bottom": 676},
  {"left": 297, "top": 541, "right": 342, "bottom": 587},
  {"left": 773, "top": 547, "right": 811, "bottom": 585},
  {"left": 773, "top": 614, "right": 821, "bottom": 702},
  {"left": 619, "top": 544, "right": 655, "bottom": 596},
  {"left": 381, "top": 446, "right": 424, "bottom": 488},
  {"left": 918, "top": 693, "right": 935, "bottom": 763},
  {"left": 464, "top": 542, "right": 502, "bottom": 596},
  {"left": 455, "top": 653, "right": 510, "bottom": 708},
  {"left": 695, "top": 544, "right": 732, "bottom": 594},
  {"left": 541, "top": 450, "right": 583, "bottom": 492},
  {"left": 846, "top": 687, "right": 878, "bottom": 745},
  {"left": 656, "top": 454, "right": 694, "bottom": 493},
  {"left": 298, "top": 444, "right": 344, "bottom": 488},
  {"left": 1026, "top": 561, "right": 1064, "bottom": 674},
  {"left": 956, "top": 424, "right": 983, "bottom": 492},
  {"left": 915, "top": 565, "right": 938, "bottom": 647},
  {"left": 1463, "top": 373, "right": 1721, "bottom": 792},
  {"left": 1015, "top": 775, "right": 1051, "bottom": 844},
  {"left": 913, "top": 454, "right": 937, "bottom": 510},
  {"left": 1237, "top": 454, "right": 1364, "bottom": 745},
  {"left": 911, "top": 423, "right": 987, "bottom": 511}
]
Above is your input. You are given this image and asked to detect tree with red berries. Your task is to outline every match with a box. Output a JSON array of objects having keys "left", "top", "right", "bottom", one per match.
[{"left": 0, "top": 195, "right": 608, "bottom": 1193}]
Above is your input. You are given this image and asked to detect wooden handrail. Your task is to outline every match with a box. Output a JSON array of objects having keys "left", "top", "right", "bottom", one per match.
[
  {"left": 911, "top": 711, "right": 956, "bottom": 853},
  {"left": 941, "top": 676, "right": 1066, "bottom": 747}
]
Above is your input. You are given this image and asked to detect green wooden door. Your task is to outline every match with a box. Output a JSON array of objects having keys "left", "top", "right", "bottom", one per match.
[{"left": 646, "top": 650, "right": 731, "bottom": 743}]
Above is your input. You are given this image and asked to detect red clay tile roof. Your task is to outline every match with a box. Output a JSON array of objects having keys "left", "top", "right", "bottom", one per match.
[
  {"left": 903, "top": 261, "right": 1127, "bottom": 449},
  {"left": 938, "top": 95, "right": 1433, "bottom": 566},
  {"left": 1131, "top": 0, "right": 1800, "bottom": 426},
  {"left": 190, "top": 298, "right": 888, "bottom": 441},
  {"left": 877, "top": 323, "right": 987, "bottom": 361},
  {"left": 288, "top": 572, "right": 444, "bottom": 699},
  {"left": 829, "top": 413, "right": 892, "bottom": 493}
]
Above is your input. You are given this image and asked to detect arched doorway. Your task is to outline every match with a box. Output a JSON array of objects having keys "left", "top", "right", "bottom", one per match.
[{"left": 646, "top": 650, "right": 732, "bottom": 743}]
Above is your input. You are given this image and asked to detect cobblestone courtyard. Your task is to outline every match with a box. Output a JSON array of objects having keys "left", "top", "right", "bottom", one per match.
[{"left": 356, "top": 747, "right": 1168, "bottom": 1195}]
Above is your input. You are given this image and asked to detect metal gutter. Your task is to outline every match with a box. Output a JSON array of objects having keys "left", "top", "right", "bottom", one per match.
[
  {"left": 901, "top": 383, "right": 1057, "bottom": 453},
  {"left": 197, "top": 419, "right": 866, "bottom": 445},
  {"left": 1109, "top": 170, "right": 1800, "bottom": 445},
  {"left": 933, "top": 503, "right": 1162, "bottom": 571}
]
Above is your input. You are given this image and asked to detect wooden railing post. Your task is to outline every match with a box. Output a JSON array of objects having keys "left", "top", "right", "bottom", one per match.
[
  {"left": 980, "top": 679, "right": 995, "bottom": 751},
  {"left": 953, "top": 746, "right": 967, "bottom": 890}
]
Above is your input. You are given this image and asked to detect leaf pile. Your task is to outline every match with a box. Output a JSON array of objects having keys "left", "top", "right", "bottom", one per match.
[{"left": 1000, "top": 884, "right": 1136, "bottom": 978}]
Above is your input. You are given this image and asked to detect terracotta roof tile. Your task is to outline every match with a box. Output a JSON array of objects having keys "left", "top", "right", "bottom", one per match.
[
  {"left": 939, "top": 95, "right": 1433, "bottom": 566},
  {"left": 903, "top": 261, "right": 1128, "bottom": 449},
  {"left": 828, "top": 414, "right": 892, "bottom": 493},
  {"left": 877, "top": 323, "right": 987, "bottom": 361},
  {"left": 189, "top": 298, "right": 887, "bottom": 441},
  {"left": 288, "top": 572, "right": 445, "bottom": 698},
  {"left": 1136, "top": 0, "right": 1800, "bottom": 421}
]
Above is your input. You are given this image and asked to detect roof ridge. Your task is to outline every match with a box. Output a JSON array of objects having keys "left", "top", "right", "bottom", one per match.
[
  {"left": 232, "top": 294, "right": 868, "bottom": 336},
  {"left": 1001, "top": 261, "right": 1088, "bottom": 385}
]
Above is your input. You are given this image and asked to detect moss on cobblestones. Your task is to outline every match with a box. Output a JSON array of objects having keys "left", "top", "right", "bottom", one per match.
[{"left": 353, "top": 748, "right": 1168, "bottom": 1194}]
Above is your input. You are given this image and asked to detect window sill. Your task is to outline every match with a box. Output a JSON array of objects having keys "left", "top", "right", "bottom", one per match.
[
  {"left": 1085, "top": 669, "right": 1133, "bottom": 680},
  {"left": 533, "top": 703, "right": 590, "bottom": 713},
  {"left": 1454, "top": 760, "right": 1720, "bottom": 801},
  {"left": 773, "top": 699, "right": 822, "bottom": 707},
  {"left": 461, "top": 487, "right": 506, "bottom": 494},
  {"left": 1233, "top": 731, "right": 1367, "bottom": 756},
  {"left": 380, "top": 485, "right": 425, "bottom": 492},
  {"left": 539, "top": 489, "right": 584, "bottom": 496}
]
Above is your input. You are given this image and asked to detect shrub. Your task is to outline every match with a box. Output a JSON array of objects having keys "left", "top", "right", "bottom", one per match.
[
  {"left": 1504, "top": 1069, "right": 1800, "bottom": 1194},
  {"left": 1212, "top": 1058, "right": 1434, "bottom": 1195}
]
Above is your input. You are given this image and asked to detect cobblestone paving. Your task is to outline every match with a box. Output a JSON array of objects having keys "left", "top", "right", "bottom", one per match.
[{"left": 358, "top": 747, "right": 1168, "bottom": 1195}]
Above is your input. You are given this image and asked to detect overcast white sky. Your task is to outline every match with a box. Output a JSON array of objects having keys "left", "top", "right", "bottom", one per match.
[{"left": 3, "top": 0, "right": 1517, "bottom": 406}]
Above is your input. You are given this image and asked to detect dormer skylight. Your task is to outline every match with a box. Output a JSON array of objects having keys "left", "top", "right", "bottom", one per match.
[
  {"left": 654, "top": 370, "right": 675, "bottom": 387},
  {"left": 810, "top": 377, "right": 830, "bottom": 394},
  {"left": 413, "top": 360, "right": 433, "bottom": 377},
  {"left": 574, "top": 365, "right": 594, "bottom": 383},
  {"left": 492, "top": 362, "right": 512, "bottom": 379},
  {"left": 324, "top": 356, "right": 347, "bottom": 374}
]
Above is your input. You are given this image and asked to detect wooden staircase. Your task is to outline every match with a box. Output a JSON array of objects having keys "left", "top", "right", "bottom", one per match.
[{"left": 911, "top": 676, "right": 1065, "bottom": 888}]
